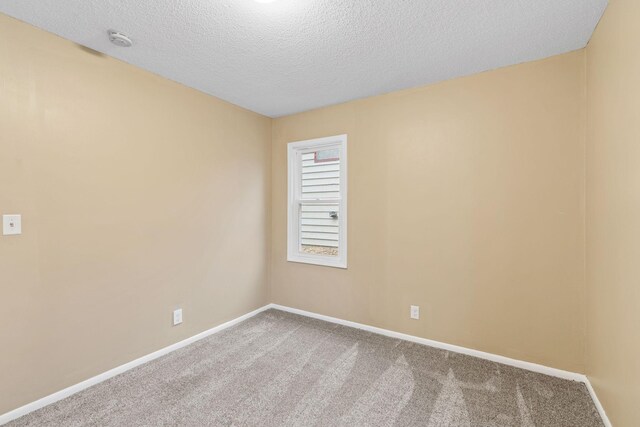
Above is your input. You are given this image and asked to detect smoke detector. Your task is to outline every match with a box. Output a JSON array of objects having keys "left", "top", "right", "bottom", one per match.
[{"left": 108, "top": 30, "right": 132, "bottom": 47}]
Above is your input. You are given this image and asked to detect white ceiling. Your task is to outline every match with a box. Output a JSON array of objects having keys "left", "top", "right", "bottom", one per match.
[{"left": 1, "top": 0, "right": 607, "bottom": 117}]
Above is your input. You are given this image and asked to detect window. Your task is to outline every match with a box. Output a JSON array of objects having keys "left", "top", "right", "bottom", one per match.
[{"left": 288, "top": 134, "right": 347, "bottom": 268}]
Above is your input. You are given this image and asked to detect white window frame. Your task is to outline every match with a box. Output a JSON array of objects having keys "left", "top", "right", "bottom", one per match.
[{"left": 287, "top": 134, "right": 347, "bottom": 269}]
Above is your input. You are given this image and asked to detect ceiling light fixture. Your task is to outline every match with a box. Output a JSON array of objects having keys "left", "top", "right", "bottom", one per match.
[{"left": 108, "top": 30, "right": 132, "bottom": 47}]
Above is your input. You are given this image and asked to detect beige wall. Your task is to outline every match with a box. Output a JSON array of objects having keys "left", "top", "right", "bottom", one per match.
[
  {"left": 7, "top": 3, "right": 638, "bottom": 422},
  {"left": 271, "top": 51, "right": 587, "bottom": 373},
  {"left": 0, "top": 14, "right": 271, "bottom": 414},
  {"left": 586, "top": 0, "right": 640, "bottom": 425}
]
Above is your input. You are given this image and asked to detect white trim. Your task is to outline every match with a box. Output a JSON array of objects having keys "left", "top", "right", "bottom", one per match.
[
  {"left": 584, "top": 377, "right": 613, "bottom": 427},
  {"left": 267, "top": 303, "right": 612, "bottom": 426},
  {"left": 268, "top": 304, "right": 582, "bottom": 380},
  {"left": 0, "top": 305, "right": 272, "bottom": 426},
  {"left": 287, "top": 134, "right": 347, "bottom": 269}
]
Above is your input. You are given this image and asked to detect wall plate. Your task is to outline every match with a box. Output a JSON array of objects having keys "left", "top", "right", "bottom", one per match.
[{"left": 3, "top": 215, "right": 22, "bottom": 236}]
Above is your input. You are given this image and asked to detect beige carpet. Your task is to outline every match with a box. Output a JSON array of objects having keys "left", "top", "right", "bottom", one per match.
[{"left": 9, "top": 309, "right": 603, "bottom": 426}]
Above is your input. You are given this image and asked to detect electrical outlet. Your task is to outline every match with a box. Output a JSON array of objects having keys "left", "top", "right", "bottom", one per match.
[
  {"left": 410, "top": 305, "right": 420, "bottom": 320},
  {"left": 173, "top": 308, "right": 183, "bottom": 326}
]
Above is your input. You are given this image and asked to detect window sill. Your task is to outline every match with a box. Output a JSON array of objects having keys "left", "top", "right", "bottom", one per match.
[{"left": 287, "top": 254, "right": 347, "bottom": 269}]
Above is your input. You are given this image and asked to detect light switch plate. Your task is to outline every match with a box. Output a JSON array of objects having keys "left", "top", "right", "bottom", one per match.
[{"left": 3, "top": 215, "right": 22, "bottom": 236}]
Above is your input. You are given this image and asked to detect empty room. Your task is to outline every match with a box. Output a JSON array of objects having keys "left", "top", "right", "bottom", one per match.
[{"left": 1, "top": 0, "right": 638, "bottom": 425}]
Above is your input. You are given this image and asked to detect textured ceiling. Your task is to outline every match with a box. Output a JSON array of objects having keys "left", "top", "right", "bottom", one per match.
[{"left": 0, "top": 0, "right": 607, "bottom": 117}]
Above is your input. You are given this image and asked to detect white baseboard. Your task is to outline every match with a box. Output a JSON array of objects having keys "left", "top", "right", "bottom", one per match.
[
  {"left": 0, "top": 302, "right": 611, "bottom": 427},
  {"left": 584, "top": 377, "right": 612, "bottom": 427},
  {"left": 0, "top": 305, "right": 271, "bottom": 426},
  {"left": 267, "top": 303, "right": 612, "bottom": 426}
]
